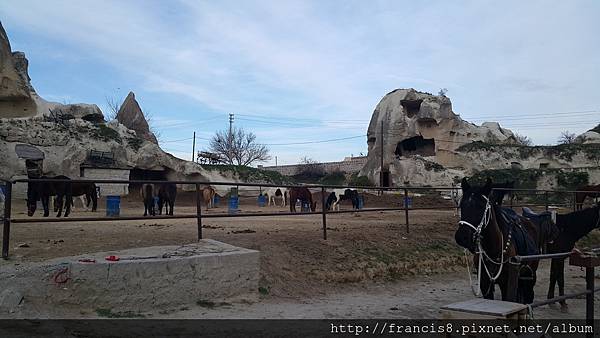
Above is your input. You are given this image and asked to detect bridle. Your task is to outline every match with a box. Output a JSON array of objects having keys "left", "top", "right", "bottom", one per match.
[{"left": 459, "top": 194, "right": 513, "bottom": 296}]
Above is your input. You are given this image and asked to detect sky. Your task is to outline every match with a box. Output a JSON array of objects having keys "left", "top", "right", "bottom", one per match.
[{"left": 1, "top": 0, "right": 599, "bottom": 166}]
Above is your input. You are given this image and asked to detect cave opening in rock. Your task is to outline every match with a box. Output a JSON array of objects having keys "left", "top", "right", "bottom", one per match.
[
  {"left": 395, "top": 136, "right": 436, "bottom": 157},
  {"left": 400, "top": 99, "right": 423, "bottom": 117},
  {"left": 129, "top": 168, "right": 167, "bottom": 190}
]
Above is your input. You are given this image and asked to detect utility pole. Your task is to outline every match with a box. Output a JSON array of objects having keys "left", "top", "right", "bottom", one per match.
[
  {"left": 228, "top": 113, "right": 234, "bottom": 137},
  {"left": 380, "top": 121, "right": 384, "bottom": 187},
  {"left": 192, "top": 131, "right": 196, "bottom": 162},
  {"left": 275, "top": 156, "right": 278, "bottom": 166}
]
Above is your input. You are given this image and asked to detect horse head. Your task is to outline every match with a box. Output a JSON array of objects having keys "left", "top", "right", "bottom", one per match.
[{"left": 455, "top": 177, "right": 493, "bottom": 253}]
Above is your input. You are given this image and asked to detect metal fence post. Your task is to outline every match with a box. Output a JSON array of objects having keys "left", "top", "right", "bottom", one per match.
[
  {"left": 544, "top": 191, "right": 549, "bottom": 211},
  {"left": 195, "top": 183, "right": 202, "bottom": 240},
  {"left": 2, "top": 181, "right": 12, "bottom": 259},
  {"left": 403, "top": 188, "right": 409, "bottom": 234},
  {"left": 321, "top": 186, "right": 327, "bottom": 240},
  {"left": 573, "top": 192, "right": 577, "bottom": 211},
  {"left": 585, "top": 266, "right": 594, "bottom": 337}
]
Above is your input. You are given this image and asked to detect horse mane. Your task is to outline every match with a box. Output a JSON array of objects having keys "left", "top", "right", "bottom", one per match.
[{"left": 556, "top": 205, "right": 600, "bottom": 241}]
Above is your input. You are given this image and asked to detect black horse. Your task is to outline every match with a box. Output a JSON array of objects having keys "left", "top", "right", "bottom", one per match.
[
  {"left": 545, "top": 204, "right": 600, "bottom": 311},
  {"left": 157, "top": 183, "right": 177, "bottom": 216},
  {"left": 27, "top": 175, "right": 72, "bottom": 217},
  {"left": 455, "top": 178, "right": 557, "bottom": 303},
  {"left": 141, "top": 184, "right": 155, "bottom": 216}
]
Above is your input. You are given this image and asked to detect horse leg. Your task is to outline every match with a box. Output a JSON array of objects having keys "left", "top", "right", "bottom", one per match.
[
  {"left": 557, "top": 259, "right": 568, "bottom": 312},
  {"left": 64, "top": 192, "right": 71, "bottom": 217},
  {"left": 42, "top": 195, "right": 50, "bottom": 217},
  {"left": 144, "top": 200, "right": 148, "bottom": 216},
  {"left": 56, "top": 194, "right": 63, "bottom": 217},
  {"left": 92, "top": 192, "right": 98, "bottom": 212},
  {"left": 548, "top": 258, "right": 558, "bottom": 308},
  {"left": 169, "top": 200, "right": 174, "bottom": 215},
  {"left": 480, "top": 273, "right": 495, "bottom": 300},
  {"left": 503, "top": 264, "right": 519, "bottom": 302}
]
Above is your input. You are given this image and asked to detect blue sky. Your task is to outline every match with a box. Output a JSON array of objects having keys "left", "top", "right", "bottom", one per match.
[{"left": 2, "top": 0, "right": 599, "bottom": 165}]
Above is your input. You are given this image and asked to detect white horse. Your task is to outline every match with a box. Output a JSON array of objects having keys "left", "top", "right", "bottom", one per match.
[{"left": 264, "top": 187, "right": 288, "bottom": 207}]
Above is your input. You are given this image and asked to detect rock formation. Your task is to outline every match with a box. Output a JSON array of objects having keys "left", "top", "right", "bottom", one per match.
[
  {"left": 361, "top": 88, "right": 516, "bottom": 185},
  {"left": 116, "top": 92, "right": 158, "bottom": 144},
  {"left": 0, "top": 22, "right": 36, "bottom": 118},
  {"left": 576, "top": 124, "right": 600, "bottom": 144}
]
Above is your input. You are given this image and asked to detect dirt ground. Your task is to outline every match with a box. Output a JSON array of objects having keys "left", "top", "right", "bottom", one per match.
[{"left": 3, "top": 193, "right": 599, "bottom": 319}]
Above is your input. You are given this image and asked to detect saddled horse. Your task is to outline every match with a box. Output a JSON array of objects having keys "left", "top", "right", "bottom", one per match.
[
  {"left": 575, "top": 184, "right": 600, "bottom": 210},
  {"left": 455, "top": 178, "right": 558, "bottom": 304},
  {"left": 141, "top": 183, "right": 156, "bottom": 216},
  {"left": 202, "top": 186, "right": 216, "bottom": 210},
  {"left": 157, "top": 183, "right": 177, "bottom": 215},
  {"left": 264, "top": 187, "right": 288, "bottom": 207},
  {"left": 539, "top": 204, "right": 600, "bottom": 311},
  {"left": 289, "top": 187, "right": 316, "bottom": 212},
  {"left": 27, "top": 175, "right": 72, "bottom": 217}
]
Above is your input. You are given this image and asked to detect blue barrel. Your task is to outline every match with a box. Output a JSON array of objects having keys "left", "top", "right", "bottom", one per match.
[
  {"left": 300, "top": 201, "right": 310, "bottom": 212},
  {"left": 357, "top": 196, "right": 364, "bottom": 209},
  {"left": 257, "top": 195, "right": 266, "bottom": 207},
  {"left": 404, "top": 196, "right": 412, "bottom": 209},
  {"left": 106, "top": 196, "right": 121, "bottom": 217},
  {"left": 228, "top": 196, "right": 239, "bottom": 214},
  {"left": 213, "top": 195, "right": 220, "bottom": 207}
]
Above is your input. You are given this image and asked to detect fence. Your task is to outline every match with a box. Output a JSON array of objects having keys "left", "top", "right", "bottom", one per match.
[
  {"left": 1, "top": 178, "right": 598, "bottom": 259},
  {"left": 511, "top": 251, "right": 599, "bottom": 338}
]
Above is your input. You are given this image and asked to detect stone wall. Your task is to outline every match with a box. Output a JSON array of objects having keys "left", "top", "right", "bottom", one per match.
[
  {"left": 259, "top": 156, "right": 368, "bottom": 176},
  {"left": 82, "top": 168, "right": 131, "bottom": 196},
  {"left": 0, "top": 240, "right": 259, "bottom": 315}
]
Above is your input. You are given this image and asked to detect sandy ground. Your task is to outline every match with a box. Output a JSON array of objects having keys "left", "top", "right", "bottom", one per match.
[{"left": 2, "top": 193, "right": 599, "bottom": 319}]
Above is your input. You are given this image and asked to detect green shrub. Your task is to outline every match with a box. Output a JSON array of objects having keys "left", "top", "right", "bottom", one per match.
[{"left": 348, "top": 173, "right": 374, "bottom": 187}]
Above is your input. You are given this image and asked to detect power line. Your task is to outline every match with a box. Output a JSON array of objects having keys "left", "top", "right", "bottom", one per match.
[{"left": 263, "top": 135, "right": 366, "bottom": 146}]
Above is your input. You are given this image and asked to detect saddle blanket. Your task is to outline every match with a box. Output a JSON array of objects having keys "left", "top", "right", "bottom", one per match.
[{"left": 498, "top": 208, "right": 539, "bottom": 257}]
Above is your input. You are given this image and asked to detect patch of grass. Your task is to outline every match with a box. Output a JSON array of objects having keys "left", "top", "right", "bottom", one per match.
[
  {"left": 91, "top": 123, "right": 122, "bottom": 144},
  {"left": 95, "top": 308, "right": 145, "bottom": 318},
  {"left": 319, "top": 171, "right": 346, "bottom": 185},
  {"left": 127, "top": 137, "right": 144, "bottom": 151},
  {"left": 258, "top": 286, "right": 269, "bottom": 295},
  {"left": 201, "top": 164, "right": 293, "bottom": 184},
  {"left": 457, "top": 141, "right": 600, "bottom": 163},
  {"left": 348, "top": 173, "right": 374, "bottom": 187}
]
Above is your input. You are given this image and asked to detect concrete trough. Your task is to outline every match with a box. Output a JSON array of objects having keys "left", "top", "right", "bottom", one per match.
[{"left": 0, "top": 239, "right": 259, "bottom": 314}]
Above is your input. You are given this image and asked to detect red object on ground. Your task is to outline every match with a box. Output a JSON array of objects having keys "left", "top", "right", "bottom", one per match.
[
  {"left": 105, "top": 255, "right": 120, "bottom": 261},
  {"left": 78, "top": 258, "right": 96, "bottom": 263}
]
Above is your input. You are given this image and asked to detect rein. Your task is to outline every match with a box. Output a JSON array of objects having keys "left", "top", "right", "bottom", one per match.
[{"left": 459, "top": 195, "right": 513, "bottom": 296}]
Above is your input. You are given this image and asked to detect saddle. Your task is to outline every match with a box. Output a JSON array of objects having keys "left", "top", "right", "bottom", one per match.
[
  {"left": 498, "top": 208, "right": 539, "bottom": 257},
  {"left": 522, "top": 207, "right": 557, "bottom": 252}
]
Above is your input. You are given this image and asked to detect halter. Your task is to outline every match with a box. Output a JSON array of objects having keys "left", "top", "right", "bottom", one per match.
[{"left": 459, "top": 194, "right": 512, "bottom": 296}]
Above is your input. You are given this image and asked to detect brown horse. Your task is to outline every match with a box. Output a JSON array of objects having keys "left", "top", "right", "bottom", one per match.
[
  {"left": 140, "top": 184, "right": 155, "bottom": 216},
  {"left": 575, "top": 184, "right": 600, "bottom": 210},
  {"left": 157, "top": 183, "right": 177, "bottom": 215},
  {"left": 546, "top": 204, "right": 600, "bottom": 311},
  {"left": 455, "top": 178, "right": 557, "bottom": 304},
  {"left": 202, "top": 186, "right": 216, "bottom": 210},
  {"left": 289, "top": 187, "right": 317, "bottom": 212}
]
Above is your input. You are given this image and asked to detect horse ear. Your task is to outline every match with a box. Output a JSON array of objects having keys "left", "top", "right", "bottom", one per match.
[
  {"left": 483, "top": 178, "right": 493, "bottom": 195},
  {"left": 461, "top": 177, "right": 470, "bottom": 192}
]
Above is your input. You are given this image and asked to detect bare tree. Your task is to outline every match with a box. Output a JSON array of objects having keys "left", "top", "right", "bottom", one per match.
[
  {"left": 104, "top": 95, "right": 121, "bottom": 121},
  {"left": 297, "top": 156, "right": 324, "bottom": 178},
  {"left": 558, "top": 130, "right": 577, "bottom": 144},
  {"left": 513, "top": 133, "right": 533, "bottom": 146},
  {"left": 208, "top": 127, "right": 270, "bottom": 166}
]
